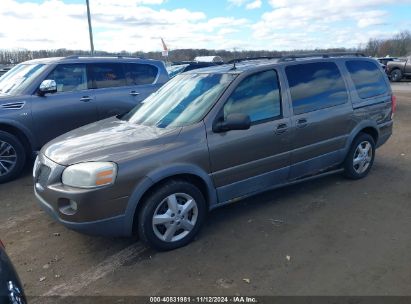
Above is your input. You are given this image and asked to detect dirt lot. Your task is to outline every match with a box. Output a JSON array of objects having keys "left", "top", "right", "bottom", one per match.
[{"left": 1, "top": 83, "right": 411, "bottom": 299}]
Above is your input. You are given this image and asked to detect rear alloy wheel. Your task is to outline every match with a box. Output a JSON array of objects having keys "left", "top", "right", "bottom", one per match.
[
  {"left": 390, "top": 69, "right": 402, "bottom": 82},
  {"left": 0, "top": 131, "right": 26, "bottom": 183},
  {"left": 138, "top": 180, "right": 206, "bottom": 251},
  {"left": 343, "top": 133, "right": 375, "bottom": 180}
]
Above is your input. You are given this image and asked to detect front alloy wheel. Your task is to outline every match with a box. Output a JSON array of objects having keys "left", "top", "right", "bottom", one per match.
[
  {"left": 138, "top": 180, "right": 206, "bottom": 251},
  {"left": 0, "top": 131, "right": 26, "bottom": 184},
  {"left": 152, "top": 193, "right": 199, "bottom": 242},
  {"left": 0, "top": 140, "right": 17, "bottom": 177}
]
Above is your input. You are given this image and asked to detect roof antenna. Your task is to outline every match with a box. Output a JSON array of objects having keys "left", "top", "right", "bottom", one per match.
[{"left": 231, "top": 47, "right": 238, "bottom": 70}]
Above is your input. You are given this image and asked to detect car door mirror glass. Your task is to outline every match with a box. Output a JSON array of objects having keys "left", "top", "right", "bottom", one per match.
[
  {"left": 39, "top": 79, "right": 57, "bottom": 95},
  {"left": 215, "top": 113, "right": 251, "bottom": 132}
]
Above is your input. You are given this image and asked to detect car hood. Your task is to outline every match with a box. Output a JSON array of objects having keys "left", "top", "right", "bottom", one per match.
[
  {"left": 0, "top": 93, "right": 24, "bottom": 101},
  {"left": 42, "top": 117, "right": 182, "bottom": 166}
]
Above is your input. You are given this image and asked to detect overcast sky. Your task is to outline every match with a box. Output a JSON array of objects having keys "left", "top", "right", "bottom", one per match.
[{"left": 0, "top": 0, "right": 410, "bottom": 52}]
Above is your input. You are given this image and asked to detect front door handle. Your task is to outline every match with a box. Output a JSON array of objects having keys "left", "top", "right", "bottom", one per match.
[
  {"left": 296, "top": 118, "right": 308, "bottom": 128},
  {"left": 80, "top": 96, "right": 92, "bottom": 102},
  {"left": 129, "top": 91, "right": 140, "bottom": 96},
  {"left": 275, "top": 123, "right": 289, "bottom": 135}
]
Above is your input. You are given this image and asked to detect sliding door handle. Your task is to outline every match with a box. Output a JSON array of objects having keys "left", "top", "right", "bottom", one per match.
[
  {"left": 80, "top": 96, "right": 92, "bottom": 102},
  {"left": 275, "top": 123, "right": 289, "bottom": 135},
  {"left": 296, "top": 118, "right": 308, "bottom": 128}
]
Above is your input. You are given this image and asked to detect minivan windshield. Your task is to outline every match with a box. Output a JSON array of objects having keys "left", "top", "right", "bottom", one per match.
[
  {"left": 0, "top": 63, "right": 47, "bottom": 96},
  {"left": 125, "top": 73, "right": 236, "bottom": 128}
]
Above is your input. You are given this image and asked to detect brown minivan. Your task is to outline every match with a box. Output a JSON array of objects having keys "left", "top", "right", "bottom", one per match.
[{"left": 34, "top": 53, "right": 394, "bottom": 250}]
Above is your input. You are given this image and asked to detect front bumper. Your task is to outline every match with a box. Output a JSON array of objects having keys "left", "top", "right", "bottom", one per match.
[
  {"left": 33, "top": 154, "right": 131, "bottom": 237},
  {"left": 35, "top": 189, "right": 128, "bottom": 236}
]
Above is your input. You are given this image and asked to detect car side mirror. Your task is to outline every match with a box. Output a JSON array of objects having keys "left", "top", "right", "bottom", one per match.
[
  {"left": 214, "top": 113, "right": 251, "bottom": 133},
  {"left": 38, "top": 80, "right": 57, "bottom": 96}
]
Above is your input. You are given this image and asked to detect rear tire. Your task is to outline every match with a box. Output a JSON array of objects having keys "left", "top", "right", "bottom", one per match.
[
  {"left": 0, "top": 131, "right": 26, "bottom": 183},
  {"left": 390, "top": 69, "right": 402, "bottom": 82},
  {"left": 137, "top": 179, "right": 207, "bottom": 251},
  {"left": 343, "top": 133, "right": 375, "bottom": 180}
]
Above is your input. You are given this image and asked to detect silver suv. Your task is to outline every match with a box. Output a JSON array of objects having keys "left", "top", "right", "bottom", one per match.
[
  {"left": 0, "top": 56, "right": 169, "bottom": 183},
  {"left": 34, "top": 53, "right": 394, "bottom": 250}
]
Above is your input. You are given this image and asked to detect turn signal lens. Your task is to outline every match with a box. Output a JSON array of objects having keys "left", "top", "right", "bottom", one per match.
[{"left": 96, "top": 169, "right": 115, "bottom": 186}]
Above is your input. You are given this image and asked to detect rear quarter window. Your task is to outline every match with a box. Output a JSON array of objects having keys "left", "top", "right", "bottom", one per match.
[
  {"left": 124, "top": 63, "right": 158, "bottom": 85},
  {"left": 90, "top": 63, "right": 126, "bottom": 89},
  {"left": 345, "top": 60, "right": 388, "bottom": 99},
  {"left": 285, "top": 62, "right": 348, "bottom": 115}
]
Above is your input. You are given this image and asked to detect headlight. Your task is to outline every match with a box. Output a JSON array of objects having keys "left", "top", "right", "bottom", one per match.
[{"left": 62, "top": 162, "right": 117, "bottom": 188}]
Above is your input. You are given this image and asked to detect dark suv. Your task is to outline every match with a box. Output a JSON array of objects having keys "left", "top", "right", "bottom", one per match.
[
  {"left": 0, "top": 56, "right": 169, "bottom": 183},
  {"left": 0, "top": 240, "right": 26, "bottom": 304},
  {"left": 34, "top": 53, "right": 394, "bottom": 250}
]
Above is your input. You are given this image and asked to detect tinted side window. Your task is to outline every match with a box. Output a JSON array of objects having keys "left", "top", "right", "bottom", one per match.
[
  {"left": 223, "top": 70, "right": 281, "bottom": 123},
  {"left": 346, "top": 60, "right": 388, "bottom": 99},
  {"left": 125, "top": 63, "right": 158, "bottom": 85},
  {"left": 286, "top": 62, "right": 348, "bottom": 115},
  {"left": 47, "top": 64, "right": 88, "bottom": 92},
  {"left": 91, "top": 63, "right": 126, "bottom": 89}
]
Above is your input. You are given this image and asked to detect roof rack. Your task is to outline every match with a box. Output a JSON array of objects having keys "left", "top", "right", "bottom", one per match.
[
  {"left": 64, "top": 55, "right": 140, "bottom": 59},
  {"left": 226, "top": 52, "right": 365, "bottom": 65},
  {"left": 227, "top": 56, "right": 282, "bottom": 64},
  {"left": 278, "top": 52, "right": 365, "bottom": 62}
]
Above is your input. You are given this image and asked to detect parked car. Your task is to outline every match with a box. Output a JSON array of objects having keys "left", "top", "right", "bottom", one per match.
[
  {"left": 167, "top": 61, "right": 222, "bottom": 78},
  {"left": 386, "top": 56, "right": 411, "bottom": 82},
  {"left": 376, "top": 56, "right": 398, "bottom": 67},
  {"left": 0, "top": 55, "right": 169, "bottom": 183},
  {"left": 0, "top": 240, "right": 26, "bottom": 304},
  {"left": 34, "top": 53, "right": 394, "bottom": 251},
  {"left": 0, "top": 66, "right": 13, "bottom": 78},
  {"left": 193, "top": 56, "right": 224, "bottom": 63}
]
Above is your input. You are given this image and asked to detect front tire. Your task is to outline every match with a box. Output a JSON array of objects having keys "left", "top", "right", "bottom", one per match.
[
  {"left": 390, "top": 69, "right": 402, "bottom": 82},
  {"left": 137, "top": 179, "right": 207, "bottom": 251},
  {"left": 0, "top": 131, "right": 26, "bottom": 184},
  {"left": 343, "top": 133, "right": 375, "bottom": 180}
]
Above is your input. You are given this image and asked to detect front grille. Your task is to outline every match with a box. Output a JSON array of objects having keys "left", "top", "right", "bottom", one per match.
[{"left": 36, "top": 165, "right": 51, "bottom": 186}]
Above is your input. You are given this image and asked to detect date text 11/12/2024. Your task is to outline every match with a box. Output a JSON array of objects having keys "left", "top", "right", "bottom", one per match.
[{"left": 149, "top": 296, "right": 258, "bottom": 303}]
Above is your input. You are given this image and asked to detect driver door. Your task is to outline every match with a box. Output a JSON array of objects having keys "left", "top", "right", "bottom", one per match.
[
  {"left": 206, "top": 70, "right": 292, "bottom": 203},
  {"left": 31, "top": 63, "right": 98, "bottom": 146}
]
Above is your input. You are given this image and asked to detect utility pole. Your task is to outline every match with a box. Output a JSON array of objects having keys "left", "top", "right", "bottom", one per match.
[{"left": 86, "top": 0, "right": 95, "bottom": 56}]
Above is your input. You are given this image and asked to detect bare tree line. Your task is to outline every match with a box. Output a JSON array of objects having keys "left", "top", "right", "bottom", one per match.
[
  {"left": 361, "top": 31, "right": 411, "bottom": 57},
  {"left": 1, "top": 31, "right": 410, "bottom": 64}
]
